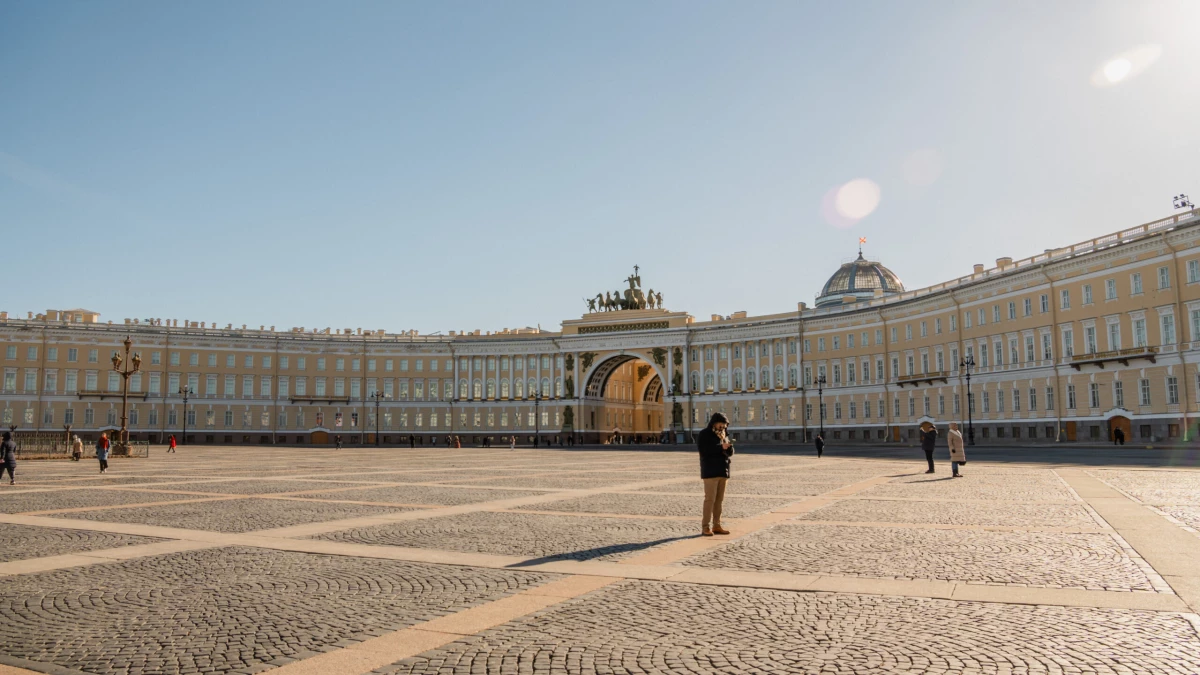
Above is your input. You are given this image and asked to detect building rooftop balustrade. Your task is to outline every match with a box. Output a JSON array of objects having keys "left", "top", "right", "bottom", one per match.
[{"left": 1069, "top": 346, "right": 1159, "bottom": 370}]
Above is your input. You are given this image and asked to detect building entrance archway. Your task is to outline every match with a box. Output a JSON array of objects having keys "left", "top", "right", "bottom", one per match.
[{"left": 580, "top": 354, "right": 667, "bottom": 444}]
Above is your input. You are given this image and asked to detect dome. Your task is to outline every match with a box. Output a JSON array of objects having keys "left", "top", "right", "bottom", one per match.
[{"left": 815, "top": 252, "right": 905, "bottom": 308}]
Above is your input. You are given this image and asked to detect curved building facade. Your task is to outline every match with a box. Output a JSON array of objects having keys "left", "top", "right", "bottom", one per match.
[{"left": 3, "top": 207, "right": 1200, "bottom": 446}]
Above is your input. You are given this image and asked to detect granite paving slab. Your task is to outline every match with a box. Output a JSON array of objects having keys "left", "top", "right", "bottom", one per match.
[
  {"left": 373, "top": 580, "right": 1200, "bottom": 675},
  {"left": 516, "top": 492, "right": 794, "bottom": 518},
  {"left": 799, "top": 498, "right": 1098, "bottom": 528},
  {"left": 0, "top": 488, "right": 212, "bottom": 514},
  {"left": 0, "top": 523, "right": 165, "bottom": 562},
  {"left": 682, "top": 523, "right": 1158, "bottom": 591},
  {"left": 315, "top": 511, "right": 698, "bottom": 562}
]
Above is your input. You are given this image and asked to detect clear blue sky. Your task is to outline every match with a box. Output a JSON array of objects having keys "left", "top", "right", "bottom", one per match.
[{"left": 2, "top": 1, "right": 1197, "bottom": 334}]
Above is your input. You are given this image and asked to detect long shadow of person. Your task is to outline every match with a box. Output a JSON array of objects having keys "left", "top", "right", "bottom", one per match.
[{"left": 506, "top": 535, "right": 696, "bottom": 567}]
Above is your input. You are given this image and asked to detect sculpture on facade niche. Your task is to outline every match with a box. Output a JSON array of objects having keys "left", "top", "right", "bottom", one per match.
[
  {"left": 580, "top": 352, "right": 597, "bottom": 370},
  {"left": 564, "top": 375, "right": 574, "bottom": 398},
  {"left": 672, "top": 370, "right": 683, "bottom": 393},
  {"left": 637, "top": 364, "right": 651, "bottom": 381},
  {"left": 564, "top": 354, "right": 575, "bottom": 371},
  {"left": 673, "top": 347, "right": 683, "bottom": 367},
  {"left": 651, "top": 347, "right": 667, "bottom": 368}
]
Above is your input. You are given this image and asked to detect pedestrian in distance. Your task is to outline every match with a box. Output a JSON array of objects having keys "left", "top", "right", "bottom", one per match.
[
  {"left": 96, "top": 432, "right": 110, "bottom": 474},
  {"left": 454, "top": 435, "right": 462, "bottom": 449},
  {"left": 168, "top": 434, "right": 177, "bottom": 453},
  {"left": 1, "top": 431, "right": 16, "bottom": 485},
  {"left": 697, "top": 412, "right": 734, "bottom": 537},
  {"left": 410, "top": 435, "right": 416, "bottom": 449},
  {"left": 335, "top": 435, "right": 343, "bottom": 450},
  {"left": 509, "top": 435, "right": 516, "bottom": 450},
  {"left": 948, "top": 422, "right": 966, "bottom": 478},
  {"left": 1113, "top": 427, "right": 1125, "bottom": 445},
  {"left": 814, "top": 433, "right": 825, "bottom": 458},
  {"left": 71, "top": 435, "right": 83, "bottom": 461},
  {"left": 919, "top": 421, "right": 938, "bottom": 474}
]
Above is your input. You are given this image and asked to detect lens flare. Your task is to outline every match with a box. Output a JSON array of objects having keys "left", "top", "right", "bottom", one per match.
[
  {"left": 1091, "top": 45, "right": 1161, "bottom": 88},
  {"left": 835, "top": 179, "right": 881, "bottom": 220}
]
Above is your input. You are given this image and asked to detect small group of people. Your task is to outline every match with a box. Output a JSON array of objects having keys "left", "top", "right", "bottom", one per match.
[{"left": 919, "top": 421, "right": 967, "bottom": 477}]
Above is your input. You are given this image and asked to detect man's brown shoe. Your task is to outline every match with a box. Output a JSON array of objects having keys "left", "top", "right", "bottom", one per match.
[
  {"left": 701, "top": 529, "right": 714, "bottom": 537},
  {"left": 712, "top": 526, "right": 730, "bottom": 535}
]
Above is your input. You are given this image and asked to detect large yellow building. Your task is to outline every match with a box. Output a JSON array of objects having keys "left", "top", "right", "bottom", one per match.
[{"left": 4, "top": 208, "right": 1199, "bottom": 446}]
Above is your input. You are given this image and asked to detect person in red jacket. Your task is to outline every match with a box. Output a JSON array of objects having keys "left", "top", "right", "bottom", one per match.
[{"left": 168, "top": 435, "right": 177, "bottom": 453}]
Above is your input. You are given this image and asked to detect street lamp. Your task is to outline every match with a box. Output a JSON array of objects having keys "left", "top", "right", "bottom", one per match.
[
  {"left": 669, "top": 383, "right": 681, "bottom": 444},
  {"left": 111, "top": 337, "right": 141, "bottom": 452},
  {"left": 960, "top": 354, "right": 976, "bottom": 446},
  {"left": 178, "top": 386, "right": 194, "bottom": 445},
  {"left": 816, "top": 374, "right": 827, "bottom": 441},
  {"left": 370, "top": 390, "right": 389, "bottom": 446},
  {"left": 532, "top": 386, "right": 542, "bottom": 447}
]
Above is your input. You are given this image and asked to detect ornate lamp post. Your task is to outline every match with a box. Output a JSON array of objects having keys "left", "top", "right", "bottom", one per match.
[
  {"left": 110, "top": 337, "right": 141, "bottom": 452},
  {"left": 370, "top": 390, "right": 389, "bottom": 446},
  {"left": 816, "top": 374, "right": 827, "bottom": 441},
  {"left": 532, "top": 388, "right": 542, "bottom": 447},
  {"left": 178, "top": 386, "right": 194, "bottom": 445},
  {"left": 669, "top": 383, "right": 681, "bottom": 444},
  {"left": 960, "top": 354, "right": 976, "bottom": 446}
]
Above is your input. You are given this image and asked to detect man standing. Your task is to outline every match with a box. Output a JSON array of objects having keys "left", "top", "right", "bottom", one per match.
[
  {"left": 1, "top": 432, "right": 16, "bottom": 484},
  {"left": 697, "top": 412, "right": 734, "bottom": 537},
  {"left": 920, "top": 422, "right": 938, "bottom": 474},
  {"left": 814, "top": 433, "right": 825, "bottom": 459}
]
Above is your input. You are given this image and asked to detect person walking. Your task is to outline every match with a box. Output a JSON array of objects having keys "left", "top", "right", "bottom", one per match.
[
  {"left": 697, "top": 412, "right": 734, "bottom": 537},
  {"left": 947, "top": 422, "right": 966, "bottom": 478},
  {"left": 410, "top": 435, "right": 416, "bottom": 449},
  {"left": 168, "top": 434, "right": 177, "bottom": 453},
  {"left": 454, "top": 435, "right": 462, "bottom": 448},
  {"left": 335, "top": 435, "right": 343, "bottom": 450},
  {"left": 919, "top": 421, "right": 938, "bottom": 474},
  {"left": 96, "top": 432, "right": 110, "bottom": 474},
  {"left": 71, "top": 435, "right": 83, "bottom": 461},
  {"left": 814, "top": 433, "right": 825, "bottom": 458},
  {"left": 1, "top": 432, "right": 16, "bottom": 485},
  {"left": 509, "top": 435, "right": 516, "bottom": 450},
  {"left": 1113, "top": 427, "right": 1125, "bottom": 445}
]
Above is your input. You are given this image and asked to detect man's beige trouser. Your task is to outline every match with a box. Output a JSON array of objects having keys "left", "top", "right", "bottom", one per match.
[{"left": 702, "top": 477, "right": 728, "bottom": 529}]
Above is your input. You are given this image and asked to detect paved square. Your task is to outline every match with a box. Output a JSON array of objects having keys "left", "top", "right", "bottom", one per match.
[{"left": 0, "top": 444, "right": 1196, "bottom": 675}]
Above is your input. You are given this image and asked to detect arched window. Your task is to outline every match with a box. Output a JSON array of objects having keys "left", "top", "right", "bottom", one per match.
[
  {"left": 501, "top": 379, "right": 511, "bottom": 399},
  {"left": 458, "top": 379, "right": 468, "bottom": 399},
  {"left": 789, "top": 366, "right": 798, "bottom": 387},
  {"left": 719, "top": 369, "right": 729, "bottom": 390},
  {"left": 760, "top": 368, "right": 770, "bottom": 388},
  {"left": 704, "top": 372, "right": 715, "bottom": 391},
  {"left": 555, "top": 377, "right": 563, "bottom": 397},
  {"left": 515, "top": 379, "right": 525, "bottom": 399},
  {"left": 541, "top": 378, "right": 551, "bottom": 397},
  {"left": 527, "top": 378, "right": 537, "bottom": 397},
  {"left": 486, "top": 379, "right": 496, "bottom": 399},
  {"left": 775, "top": 366, "right": 784, "bottom": 388},
  {"left": 690, "top": 371, "right": 700, "bottom": 392},
  {"left": 734, "top": 370, "right": 743, "bottom": 389},
  {"left": 747, "top": 370, "right": 756, "bottom": 389},
  {"left": 472, "top": 379, "right": 482, "bottom": 399}
]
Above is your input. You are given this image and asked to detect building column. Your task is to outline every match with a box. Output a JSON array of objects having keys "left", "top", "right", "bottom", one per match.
[
  {"left": 725, "top": 343, "right": 733, "bottom": 392},
  {"left": 467, "top": 356, "right": 474, "bottom": 401},
  {"left": 768, "top": 340, "right": 775, "bottom": 390}
]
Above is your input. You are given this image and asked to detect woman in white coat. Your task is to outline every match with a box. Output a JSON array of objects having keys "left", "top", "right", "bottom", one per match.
[{"left": 947, "top": 422, "right": 966, "bottom": 477}]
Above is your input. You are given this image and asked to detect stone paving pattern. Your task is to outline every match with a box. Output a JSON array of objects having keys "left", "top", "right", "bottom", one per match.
[
  {"left": 374, "top": 580, "right": 1200, "bottom": 675},
  {"left": 0, "top": 488, "right": 213, "bottom": 514},
  {"left": 516, "top": 492, "right": 794, "bottom": 518},
  {"left": 683, "top": 523, "right": 1158, "bottom": 590},
  {"left": 0, "top": 445, "right": 1197, "bottom": 675},
  {"left": 315, "top": 510, "right": 699, "bottom": 561},
  {"left": 0, "top": 523, "right": 163, "bottom": 562},
  {"left": 798, "top": 498, "right": 1099, "bottom": 528},
  {"left": 0, "top": 547, "right": 552, "bottom": 675},
  {"left": 48, "top": 497, "right": 421, "bottom": 533}
]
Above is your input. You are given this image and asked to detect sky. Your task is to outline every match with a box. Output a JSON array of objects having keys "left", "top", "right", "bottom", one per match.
[{"left": 2, "top": 1, "right": 1198, "bottom": 334}]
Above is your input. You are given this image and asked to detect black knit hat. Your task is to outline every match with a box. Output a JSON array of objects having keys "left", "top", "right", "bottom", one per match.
[{"left": 707, "top": 412, "right": 729, "bottom": 428}]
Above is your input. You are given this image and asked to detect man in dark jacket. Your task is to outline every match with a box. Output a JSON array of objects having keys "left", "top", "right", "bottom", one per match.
[
  {"left": 814, "top": 434, "right": 825, "bottom": 458},
  {"left": 920, "top": 423, "right": 938, "bottom": 473},
  {"left": 1, "top": 432, "right": 16, "bottom": 484},
  {"left": 697, "top": 412, "right": 733, "bottom": 536}
]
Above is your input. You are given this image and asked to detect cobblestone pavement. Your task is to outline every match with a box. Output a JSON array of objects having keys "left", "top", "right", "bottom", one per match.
[
  {"left": 798, "top": 498, "right": 1099, "bottom": 528},
  {"left": 0, "top": 547, "right": 551, "bottom": 674},
  {"left": 515, "top": 492, "right": 794, "bottom": 518},
  {"left": 0, "top": 523, "right": 163, "bottom": 562},
  {"left": 374, "top": 580, "right": 1200, "bottom": 675},
  {"left": 682, "top": 523, "right": 1159, "bottom": 590},
  {"left": 315, "top": 511, "right": 699, "bottom": 561},
  {"left": 47, "top": 497, "right": 421, "bottom": 533},
  {"left": 0, "top": 488, "right": 212, "bottom": 513},
  {"left": 0, "top": 445, "right": 1196, "bottom": 675}
]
